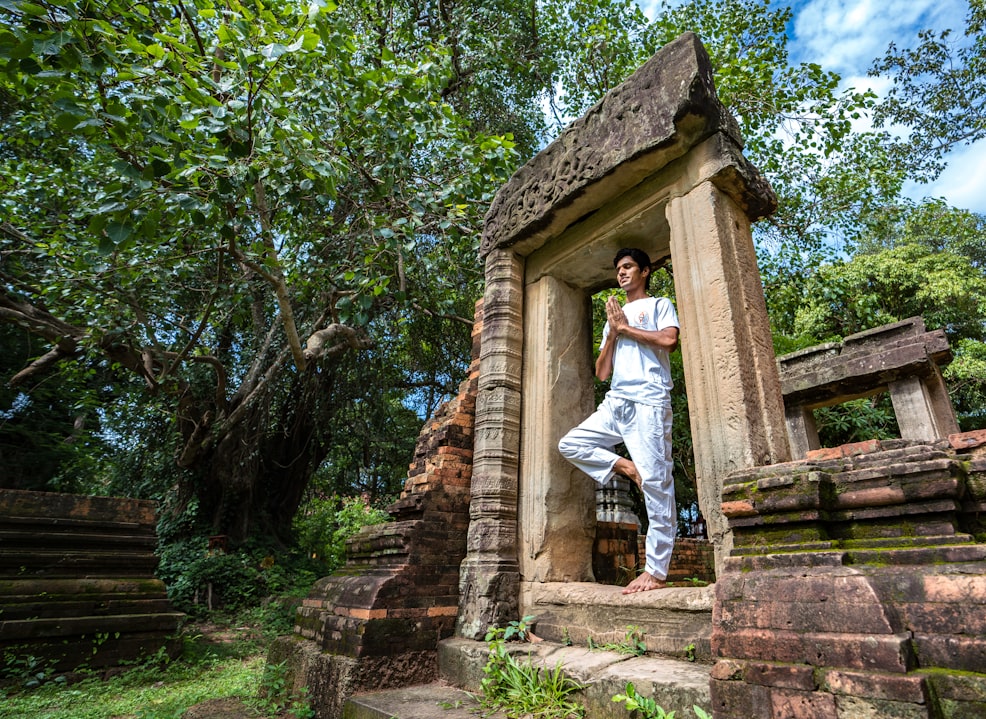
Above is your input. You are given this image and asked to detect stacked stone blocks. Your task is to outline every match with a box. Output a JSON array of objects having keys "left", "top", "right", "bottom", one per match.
[
  {"left": 0, "top": 489, "right": 183, "bottom": 671},
  {"left": 711, "top": 435, "right": 986, "bottom": 718}
]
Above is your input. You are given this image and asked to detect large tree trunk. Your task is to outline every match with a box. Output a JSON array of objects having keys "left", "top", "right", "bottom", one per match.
[{"left": 181, "top": 364, "right": 338, "bottom": 544}]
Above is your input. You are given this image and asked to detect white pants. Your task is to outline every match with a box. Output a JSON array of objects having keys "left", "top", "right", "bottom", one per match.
[{"left": 558, "top": 395, "right": 676, "bottom": 580}]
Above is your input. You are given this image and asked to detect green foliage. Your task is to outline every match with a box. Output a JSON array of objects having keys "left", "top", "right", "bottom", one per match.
[
  {"left": 481, "top": 617, "right": 585, "bottom": 719},
  {"left": 257, "top": 660, "right": 314, "bottom": 719},
  {"left": 1, "top": 651, "right": 65, "bottom": 689},
  {"left": 0, "top": 0, "right": 519, "bottom": 541},
  {"left": 612, "top": 682, "right": 711, "bottom": 719},
  {"left": 814, "top": 397, "right": 899, "bottom": 448},
  {"left": 871, "top": 0, "right": 986, "bottom": 180},
  {"left": 156, "top": 537, "right": 322, "bottom": 617},
  {"left": 0, "top": 326, "right": 112, "bottom": 493},
  {"left": 946, "top": 338, "right": 986, "bottom": 430},
  {"left": 292, "top": 494, "right": 391, "bottom": 570},
  {"left": 0, "top": 617, "right": 268, "bottom": 719},
  {"left": 786, "top": 238, "right": 986, "bottom": 432}
]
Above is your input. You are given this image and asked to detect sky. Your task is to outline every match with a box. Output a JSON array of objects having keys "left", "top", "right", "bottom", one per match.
[{"left": 642, "top": 0, "right": 984, "bottom": 214}]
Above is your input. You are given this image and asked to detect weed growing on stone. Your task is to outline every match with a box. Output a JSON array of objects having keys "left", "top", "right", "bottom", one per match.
[
  {"left": 481, "top": 616, "right": 585, "bottom": 719},
  {"left": 612, "top": 682, "right": 712, "bottom": 719},
  {"left": 588, "top": 626, "right": 647, "bottom": 656}
]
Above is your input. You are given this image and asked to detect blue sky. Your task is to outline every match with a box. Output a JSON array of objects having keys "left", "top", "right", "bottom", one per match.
[{"left": 642, "top": 0, "right": 984, "bottom": 213}]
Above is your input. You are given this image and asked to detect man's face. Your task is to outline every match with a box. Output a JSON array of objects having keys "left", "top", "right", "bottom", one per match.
[{"left": 615, "top": 256, "right": 648, "bottom": 291}]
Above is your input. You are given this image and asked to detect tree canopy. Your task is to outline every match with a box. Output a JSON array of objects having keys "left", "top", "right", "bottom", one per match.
[
  {"left": 2, "top": 0, "right": 984, "bottom": 548},
  {"left": 1, "top": 0, "right": 520, "bottom": 540}
]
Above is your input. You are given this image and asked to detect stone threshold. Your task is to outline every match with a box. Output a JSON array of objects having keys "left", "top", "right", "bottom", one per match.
[{"left": 521, "top": 581, "right": 715, "bottom": 660}]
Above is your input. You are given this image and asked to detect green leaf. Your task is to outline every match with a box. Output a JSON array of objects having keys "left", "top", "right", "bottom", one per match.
[{"left": 104, "top": 221, "right": 133, "bottom": 246}]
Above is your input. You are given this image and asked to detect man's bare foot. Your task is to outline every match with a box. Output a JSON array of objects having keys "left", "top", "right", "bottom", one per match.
[{"left": 622, "top": 571, "right": 668, "bottom": 594}]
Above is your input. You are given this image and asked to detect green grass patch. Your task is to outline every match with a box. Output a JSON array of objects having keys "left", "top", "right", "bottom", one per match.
[{"left": 0, "top": 612, "right": 295, "bottom": 719}]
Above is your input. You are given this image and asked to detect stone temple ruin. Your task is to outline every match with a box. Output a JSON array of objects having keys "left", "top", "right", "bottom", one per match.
[{"left": 277, "top": 31, "right": 986, "bottom": 718}]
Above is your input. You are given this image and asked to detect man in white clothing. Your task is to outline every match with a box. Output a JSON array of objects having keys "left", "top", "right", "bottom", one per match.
[{"left": 558, "top": 248, "right": 680, "bottom": 594}]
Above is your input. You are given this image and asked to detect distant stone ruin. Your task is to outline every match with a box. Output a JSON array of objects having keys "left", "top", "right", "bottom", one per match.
[{"left": 0, "top": 489, "right": 183, "bottom": 672}]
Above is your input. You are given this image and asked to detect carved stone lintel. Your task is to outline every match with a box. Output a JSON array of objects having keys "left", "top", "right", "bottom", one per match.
[{"left": 481, "top": 32, "right": 763, "bottom": 257}]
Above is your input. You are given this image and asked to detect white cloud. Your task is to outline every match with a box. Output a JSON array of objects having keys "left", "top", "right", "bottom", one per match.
[
  {"left": 905, "top": 140, "right": 986, "bottom": 214},
  {"left": 787, "top": 0, "right": 968, "bottom": 76}
]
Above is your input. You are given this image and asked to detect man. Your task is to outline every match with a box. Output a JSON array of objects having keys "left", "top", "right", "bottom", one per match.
[{"left": 558, "top": 248, "right": 679, "bottom": 594}]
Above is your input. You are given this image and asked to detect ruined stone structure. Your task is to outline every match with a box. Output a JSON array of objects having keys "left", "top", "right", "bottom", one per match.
[
  {"left": 269, "top": 303, "right": 483, "bottom": 716},
  {"left": 279, "top": 31, "right": 986, "bottom": 719},
  {"left": 712, "top": 436, "right": 986, "bottom": 717},
  {"left": 778, "top": 317, "right": 959, "bottom": 459},
  {"left": 0, "top": 489, "right": 183, "bottom": 671},
  {"left": 456, "top": 30, "right": 788, "bottom": 639}
]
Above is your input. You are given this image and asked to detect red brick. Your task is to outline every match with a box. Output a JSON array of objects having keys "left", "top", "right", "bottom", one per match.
[
  {"left": 742, "top": 662, "right": 816, "bottom": 690},
  {"left": 770, "top": 687, "right": 838, "bottom": 719},
  {"left": 714, "top": 628, "right": 914, "bottom": 672},
  {"left": 950, "top": 429, "right": 986, "bottom": 451},
  {"left": 822, "top": 669, "right": 928, "bottom": 702},
  {"left": 807, "top": 440, "right": 882, "bottom": 461},
  {"left": 722, "top": 500, "right": 757, "bottom": 517},
  {"left": 919, "top": 574, "right": 986, "bottom": 604},
  {"left": 913, "top": 634, "right": 986, "bottom": 673},
  {"left": 709, "top": 678, "right": 772, "bottom": 719}
]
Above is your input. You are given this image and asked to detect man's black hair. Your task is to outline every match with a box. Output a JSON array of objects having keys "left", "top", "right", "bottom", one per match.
[{"left": 613, "top": 247, "right": 652, "bottom": 290}]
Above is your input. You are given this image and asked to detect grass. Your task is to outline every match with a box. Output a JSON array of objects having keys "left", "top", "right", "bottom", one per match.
[{"left": 0, "top": 604, "right": 303, "bottom": 719}]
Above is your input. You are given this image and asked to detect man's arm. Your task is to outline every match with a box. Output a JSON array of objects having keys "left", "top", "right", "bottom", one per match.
[
  {"left": 596, "top": 296, "right": 679, "bottom": 380},
  {"left": 617, "top": 324, "right": 679, "bottom": 353}
]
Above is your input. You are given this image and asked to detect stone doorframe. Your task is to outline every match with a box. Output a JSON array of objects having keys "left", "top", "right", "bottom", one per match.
[{"left": 456, "top": 33, "right": 791, "bottom": 639}]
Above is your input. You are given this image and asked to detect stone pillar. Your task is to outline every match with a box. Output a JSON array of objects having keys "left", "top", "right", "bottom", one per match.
[
  {"left": 666, "top": 180, "right": 791, "bottom": 571},
  {"left": 519, "top": 275, "right": 597, "bottom": 583},
  {"left": 456, "top": 249, "right": 523, "bottom": 639},
  {"left": 890, "top": 371, "right": 960, "bottom": 441}
]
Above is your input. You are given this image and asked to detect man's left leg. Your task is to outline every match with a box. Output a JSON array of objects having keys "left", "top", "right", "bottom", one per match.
[{"left": 621, "top": 402, "right": 675, "bottom": 594}]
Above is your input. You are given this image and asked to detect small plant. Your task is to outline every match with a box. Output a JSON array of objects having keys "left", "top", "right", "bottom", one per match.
[
  {"left": 683, "top": 642, "right": 696, "bottom": 662},
  {"left": 481, "top": 617, "right": 584, "bottom": 719},
  {"left": 255, "top": 659, "right": 315, "bottom": 719},
  {"left": 1, "top": 651, "right": 64, "bottom": 689},
  {"left": 613, "top": 682, "right": 673, "bottom": 718},
  {"left": 612, "top": 683, "right": 711, "bottom": 719}
]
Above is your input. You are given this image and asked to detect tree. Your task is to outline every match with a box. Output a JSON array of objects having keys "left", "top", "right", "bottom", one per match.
[
  {"left": 871, "top": 0, "right": 986, "bottom": 181},
  {"left": 0, "top": 0, "right": 518, "bottom": 542},
  {"left": 0, "top": 323, "right": 111, "bottom": 492}
]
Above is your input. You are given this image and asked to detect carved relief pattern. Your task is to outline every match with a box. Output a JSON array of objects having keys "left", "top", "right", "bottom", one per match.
[
  {"left": 481, "top": 33, "right": 726, "bottom": 257},
  {"left": 456, "top": 249, "right": 523, "bottom": 638}
]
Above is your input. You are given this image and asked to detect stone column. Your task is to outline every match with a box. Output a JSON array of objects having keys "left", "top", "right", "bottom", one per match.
[
  {"left": 785, "top": 404, "right": 822, "bottom": 460},
  {"left": 456, "top": 249, "right": 523, "bottom": 639},
  {"left": 890, "top": 370, "right": 960, "bottom": 441},
  {"left": 666, "top": 180, "right": 790, "bottom": 571},
  {"left": 519, "top": 275, "right": 597, "bottom": 584}
]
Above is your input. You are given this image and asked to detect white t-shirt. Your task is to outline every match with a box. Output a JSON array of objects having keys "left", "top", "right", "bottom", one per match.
[{"left": 600, "top": 296, "right": 679, "bottom": 406}]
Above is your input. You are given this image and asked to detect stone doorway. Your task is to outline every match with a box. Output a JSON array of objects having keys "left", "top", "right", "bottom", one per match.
[{"left": 456, "top": 32, "right": 791, "bottom": 640}]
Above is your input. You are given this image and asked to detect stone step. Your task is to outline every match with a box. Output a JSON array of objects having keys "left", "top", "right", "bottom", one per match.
[
  {"left": 441, "top": 636, "right": 711, "bottom": 719},
  {"left": 343, "top": 640, "right": 712, "bottom": 719},
  {"left": 341, "top": 684, "right": 488, "bottom": 719},
  {"left": 522, "top": 582, "right": 715, "bottom": 661}
]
